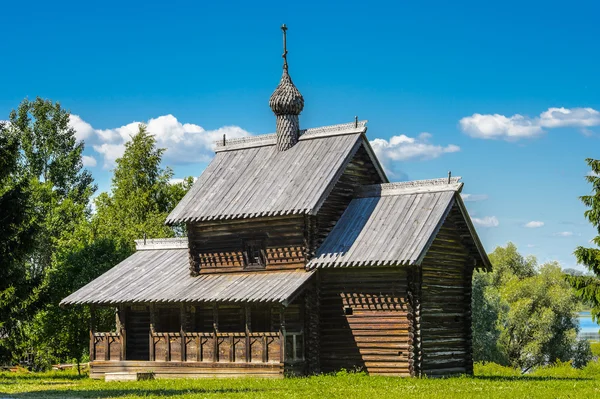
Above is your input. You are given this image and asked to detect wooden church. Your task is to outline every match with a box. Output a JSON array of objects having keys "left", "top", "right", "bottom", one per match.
[{"left": 61, "top": 26, "right": 490, "bottom": 379}]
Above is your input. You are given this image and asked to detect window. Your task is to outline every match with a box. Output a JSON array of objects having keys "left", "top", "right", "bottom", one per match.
[{"left": 243, "top": 240, "right": 265, "bottom": 268}]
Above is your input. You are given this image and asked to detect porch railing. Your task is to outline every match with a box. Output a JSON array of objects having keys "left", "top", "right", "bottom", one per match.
[
  {"left": 90, "top": 330, "right": 302, "bottom": 364},
  {"left": 91, "top": 332, "right": 122, "bottom": 361},
  {"left": 150, "top": 331, "right": 284, "bottom": 363}
]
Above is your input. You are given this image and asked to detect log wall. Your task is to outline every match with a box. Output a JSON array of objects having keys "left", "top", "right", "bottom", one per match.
[
  {"left": 419, "top": 209, "right": 474, "bottom": 376},
  {"left": 314, "top": 144, "right": 383, "bottom": 248},
  {"left": 319, "top": 268, "right": 411, "bottom": 376},
  {"left": 187, "top": 216, "right": 307, "bottom": 274}
]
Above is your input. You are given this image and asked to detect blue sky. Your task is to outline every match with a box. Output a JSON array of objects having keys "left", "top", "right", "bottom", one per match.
[{"left": 2, "top": 0, "right": 599, "bottom": 270}]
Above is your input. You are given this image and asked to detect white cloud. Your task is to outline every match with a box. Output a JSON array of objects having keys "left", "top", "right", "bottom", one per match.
[
  {"left": 472, "top": 216, "right": 499, "bottom": 228},
  {"left": 539, "top": 107, "right": 600, "bottom": 128},
  {"left": 370, "top": 133, "right": 459, "bottom": 177},
  {"left": 461, "top": 193, "right": 488, "bottom": 202},
  {"left": 81, "top": 155, "right": 97, "bottom": 167},
  {"left": 555, "top": 231, "right": 574, "bottom": 237},
  {"left": 459, "top": 107, "right": 600, "bottom": 141},
  {"left": 527, "top": 244, "right": 536, "bottom": 248},
  {"left": 524, "top": 221, "right": 544, "bottom": 228},
  {"left": 70, "top": 114, "right": 252, "bottom": 168},
  {"left": 69, "top": 114, "right": 96, "bottom": 141}
]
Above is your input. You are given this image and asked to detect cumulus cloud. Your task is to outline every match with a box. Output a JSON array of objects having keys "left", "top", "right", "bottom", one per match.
[
  {"left": 459, "top": 107, "right": 600, "bottom": 141},
  {"left": 370, "top": 132, "right": 459, "bottom": 176},
  {"left": 555, "top": 231, "right": 574, "bottom": 237},
  {"left": 461, "top": 193, "right": 488, "bottom": 202},
  {"left": 82, "top": 155, "right": 97, "bottom": 167},
  {"left": 524, "top": 221, "right": 544, "bottom": 228},
  {"left": 472, "top": 216, "right": 499, "bottom": 228},
  {"left": 69, "top": 114, "right": 252, "bottom": 168}
]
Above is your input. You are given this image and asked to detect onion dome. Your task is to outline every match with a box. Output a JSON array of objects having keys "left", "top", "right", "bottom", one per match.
[{"left": 269, "top": 70, "right": 304, "bottom": 116}]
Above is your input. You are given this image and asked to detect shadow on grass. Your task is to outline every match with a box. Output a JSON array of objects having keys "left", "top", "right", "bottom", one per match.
[
  {"left": 473, "top": 375, "right": 592, "bottom": 382},
  {"left": 0, "top": 373, "right": 87, "bottom": 381},
  {"left": 0, "top": 387, "right": 266, "bottom": 398}
]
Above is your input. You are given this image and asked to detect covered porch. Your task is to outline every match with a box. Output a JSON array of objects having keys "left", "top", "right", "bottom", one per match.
[
  {"left": 89, "top": 301, "right": 305, "bottom": 379},
  {"left": 60, "top": 249, "right": 315, "bottom": 379}
]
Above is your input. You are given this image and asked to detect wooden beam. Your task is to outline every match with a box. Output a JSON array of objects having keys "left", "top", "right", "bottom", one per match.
[
  {"left": 279, "top": 307, "right": 286, "bottom": 363},
  {"left": 89, "top": 305, "right": 95, "bottom": 361},
  {"left": 149, "top": 304, "right": 156, "bottom": 361},
  {"left": 180, "top": 303, "right": 186, "bottom": 362},
  {"left": 213, "top": 303, "right": 219, "bottom": 362},
  {"left": 118, "top": 306, "right": 126, "bottom": 361},
  {"left": 245, "top": 305, "right": 251, "bottom": 363}
]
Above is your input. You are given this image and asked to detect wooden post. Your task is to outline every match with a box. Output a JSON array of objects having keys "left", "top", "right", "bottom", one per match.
[
  {"left": 279, "top": 307, "right": 286, "bottom": 363},
  {"left": 213, "top": 303, "right": 219, "bottom": 362},
  {"left": 89, "top": 305, "right": 96, "bottom": 362},
  {"left": 180, "top": 303, "right": 186, "bottom": 362},
  {"left": 149, "top": 304, "right": 156, "bottom": 361},
  {"left": 117, "top": 306, "right": 126, "bottom": 361},
  {"left": 245, "top": 305, "right": 251, "bottom": 363}
]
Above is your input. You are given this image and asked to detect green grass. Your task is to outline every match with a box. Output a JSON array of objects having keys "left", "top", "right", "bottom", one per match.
[{"left": 1, "top": 363, "right": 600, "bottom": 399}]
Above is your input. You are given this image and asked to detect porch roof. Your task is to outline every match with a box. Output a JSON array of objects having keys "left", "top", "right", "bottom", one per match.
[{"left": 60, "top": 249, "right": 314, "bottom": 306}]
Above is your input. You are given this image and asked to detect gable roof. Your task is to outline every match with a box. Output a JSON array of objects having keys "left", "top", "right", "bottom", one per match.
[
  {"left": 165, "top": 121, "right": 387, "bottom": 224},
  {"left": 60, "top": 248, "right": 314, "bottom": 307},
  {"left": 308, "top": 177, "right": 491, "bottom": 269}
]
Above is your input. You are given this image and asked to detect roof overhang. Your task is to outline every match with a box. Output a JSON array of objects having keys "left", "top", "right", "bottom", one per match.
[{"left": 60, "top": 249, "right": 315, "bottom": 307}]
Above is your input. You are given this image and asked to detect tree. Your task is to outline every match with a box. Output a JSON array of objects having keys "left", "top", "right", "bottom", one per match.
[
  {"left": 92, "top": 124, "right": 191, "bottom": 249},
  {"left": 8, "top": 97, "right": 95, "bottom": 280},
  {"left": 2, "top": 98, "right": 97, "bottom": 366},
  {"left": 473, "top": 243, "right": 586, "bottom": 370},
  {"left": 18, "top": 123, "right": 192, "bottom": 369},
  {"left": 0, "top": 122, "right": 37, "bottom": 360},
  {"left": 567, "top": 158, "right": 600, "bottom": 322},
  {"left": 498, "top": 262, "right": 579, "bottom": 371}
]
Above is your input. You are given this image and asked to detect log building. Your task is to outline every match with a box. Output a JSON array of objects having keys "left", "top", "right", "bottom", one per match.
[{"left": 61, "top": 26, "right": 490, "bottom": 379}]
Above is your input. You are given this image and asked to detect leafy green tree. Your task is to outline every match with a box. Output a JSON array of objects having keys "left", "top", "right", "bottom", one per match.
[
  {"left": 8, "top": 97, "right": 95, "bottom": 280},
  {"left": 498, "top": 262, "right": 579, "bottom": 371},
  {"left": 473, "top": 243, "right": 585, "bottom": 370},
  {"left": 567, "top": 158, "right": 600, "bottom": 322},
  {"left": 19, "top": 123, "right": 192, "bottom": 369},
  {"left": 93, "top": 124, "right": 191, "bottom": 249},
  {"left": 2, "top": 98, "right": 97, "bottom": 366},
  {"left": 0, "top": 122, "right": 37, "bottom": 360}
]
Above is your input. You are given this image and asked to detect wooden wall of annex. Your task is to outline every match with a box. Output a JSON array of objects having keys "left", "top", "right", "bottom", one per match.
[
  {"left": 319, "top": 267, "right": 411, "bottom": 376},
  {"left": 419, "top": 209, "right": 474, "bottom": 377}
]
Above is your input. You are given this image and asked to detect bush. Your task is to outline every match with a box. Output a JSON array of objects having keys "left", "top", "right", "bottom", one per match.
[{"left": 572, "top": 339, "right": 593, "bottom": 368}]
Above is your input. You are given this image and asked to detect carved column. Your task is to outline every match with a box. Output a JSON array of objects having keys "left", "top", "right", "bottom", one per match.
[
  {"left": 245, "top": 305, "right": 251, "bottom": 363},
  {"left": 180, "top": 303, "right": 186, "bottom": 362},
  {"left": 149, "top": 304, "right": 156, "bottom": 361},
  {"left": 116, "top": 306, "right": 126, "bottom": 361},
  {"left": 89, "top": 305, "right": 96, "bottom": 361}
]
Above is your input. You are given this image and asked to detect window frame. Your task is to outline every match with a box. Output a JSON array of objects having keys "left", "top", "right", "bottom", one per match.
[{"left": 243, "top": 239, "right": 266, "bottom": 269}]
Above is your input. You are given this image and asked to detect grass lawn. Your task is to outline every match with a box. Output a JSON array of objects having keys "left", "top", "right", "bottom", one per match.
[{"left": 1, "top": 363, "right": 600, "bottom": 399}]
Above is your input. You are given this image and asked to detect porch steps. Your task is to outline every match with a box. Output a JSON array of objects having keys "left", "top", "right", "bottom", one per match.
[{"left": 105, "top": 372, "right": 154, "bottom": 382}]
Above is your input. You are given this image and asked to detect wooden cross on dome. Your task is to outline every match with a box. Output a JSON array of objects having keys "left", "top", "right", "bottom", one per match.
[{"left": 281, "top": 24, "right": 288, "bottom": 71}]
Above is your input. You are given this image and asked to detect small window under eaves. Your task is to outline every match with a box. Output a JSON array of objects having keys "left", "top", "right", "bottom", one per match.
[{"left": 243, "top": 240, "right": 266, "bottom": 269}]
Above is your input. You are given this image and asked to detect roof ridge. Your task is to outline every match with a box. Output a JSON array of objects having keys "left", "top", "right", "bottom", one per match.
[
  {"left": 134, "top": 237, "right": 189, "bottom": 250},
  {"left": 358, "top": 177, "right": 463, "bottom": 198},
  {"left": 214, "top": 120, "right": 367, "bottom": 153}
]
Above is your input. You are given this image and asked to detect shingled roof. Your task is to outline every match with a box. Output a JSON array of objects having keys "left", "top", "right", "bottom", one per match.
[
  {"left": 60, "top": 247, "right": 314, "bottom": 306},
  {"left": 308, "top": 177, "right": 490, "bottom": 269},
  {"left": 165, "top": 121, "right": 387, "bottom": 224}
]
